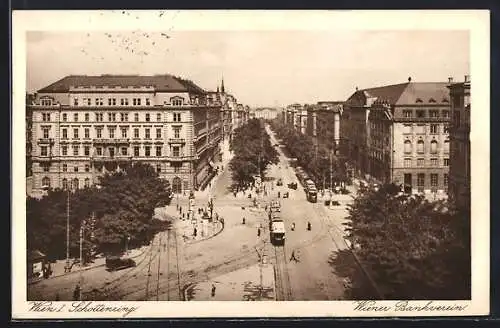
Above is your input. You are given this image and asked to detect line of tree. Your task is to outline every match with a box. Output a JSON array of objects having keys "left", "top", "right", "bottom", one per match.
[
  {"left": 268, "top": 119, "right": 349, "bottom": 190},
  {"left": 336, "top": 183, "right": 470, "bottom": 299},
  {"left": 229, "top": 118, "right": 279, "bottom": 190},
  {"left": 27, "top": 162, "right": 173, "bottom": 262}
]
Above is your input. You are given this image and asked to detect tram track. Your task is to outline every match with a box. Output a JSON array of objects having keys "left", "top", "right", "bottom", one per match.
[{"left": 273, "top": 245, "right": 293, "bottom": 301}]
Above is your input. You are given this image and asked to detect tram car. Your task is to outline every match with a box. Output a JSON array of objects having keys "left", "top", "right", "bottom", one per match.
[
  {"left": 270, "top": 219, "right": 286, "bottom": 245},
  {"left": 105, "top": 255, "right": 136, "bottom": 272}
]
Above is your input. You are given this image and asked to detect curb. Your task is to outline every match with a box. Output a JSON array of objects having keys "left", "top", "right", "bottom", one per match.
[{"left": 186, "top": 221, "right": 224, "bottom": 245}]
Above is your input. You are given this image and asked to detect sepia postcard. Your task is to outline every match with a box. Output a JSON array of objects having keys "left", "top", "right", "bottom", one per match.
[{"left": 12, "top": 10, "right": 490, "bottom": 319}]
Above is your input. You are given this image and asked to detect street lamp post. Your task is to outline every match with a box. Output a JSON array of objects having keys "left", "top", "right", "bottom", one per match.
[{"left": 125, "top": 235, "right": 131, "bottom": 254}]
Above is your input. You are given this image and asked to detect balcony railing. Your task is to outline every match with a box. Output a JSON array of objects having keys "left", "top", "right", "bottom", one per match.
[
  {"left": 37, "top": 138, "right": 55, "bottom": 145},
  {"left": 91, "top": 155, "right": 133, "bottom": 161},
  {"left": 92, "top": 138, "right": 130, "bottom": 144},
  {"left": 36, "top": 155, "right": 53, "bottom": 162},
  {"left": 168, "top": 138, "right": 186, "bottom": 144}
]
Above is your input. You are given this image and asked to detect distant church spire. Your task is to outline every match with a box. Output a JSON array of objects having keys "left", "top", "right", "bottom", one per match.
[{"left": 221, "top": 76, "right": 225, "bottom": 93}]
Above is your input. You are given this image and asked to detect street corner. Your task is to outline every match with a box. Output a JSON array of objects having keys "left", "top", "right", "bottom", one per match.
[{"left": 185, "top": 264, "right": 275, "bottom": 301}]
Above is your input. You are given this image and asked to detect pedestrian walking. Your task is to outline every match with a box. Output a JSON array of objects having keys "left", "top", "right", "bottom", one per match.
[
  {"left": 278, "top": 191, "right": 281, "bottom": 198},
  {"left": 211, "top": 284, "right": 216, "bottom": 297},
  {"left": 73, "top": 284, "right": 81, "bottom": 301},
  {"left": 291, "top": 222, "right": 295, "bottom": 231},
  {"left": 289, "top": 250, "right": 299, "bottom": 262},
  {"left": 193, "top": 227, "right": 198, "bottom": 237},
  {"left": 242, "top": 217, "right": 246, "bottom": 225},
  {"left": 307, "top": 221, "right": 311, "bottom": 231},
  {"left": 257, "top": 227, "right": 261, "bottom": 237}
]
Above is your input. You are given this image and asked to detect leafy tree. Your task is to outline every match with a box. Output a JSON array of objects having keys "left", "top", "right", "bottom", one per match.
[{"left": 341, "top": 183, "right": 470, "bottom": 299}]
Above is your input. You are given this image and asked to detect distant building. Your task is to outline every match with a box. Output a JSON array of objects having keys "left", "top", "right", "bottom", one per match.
[
  {"left": 306, "top": 101, "right": 343, "bottom": 154},
  {"left": 28, "top": 74, "right": 228, "bottom": 195},
  {"left": 251, "top": 108, "right": 279, "bottom": 120},
  {"left": 447, "top": 75, "right": 471, "bottom": 210},
  {"left": 343, "top": 78, "right": 450, "bottom": 196}
]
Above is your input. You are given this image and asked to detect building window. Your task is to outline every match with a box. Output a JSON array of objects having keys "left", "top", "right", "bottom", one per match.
[
  {"left": 442, "top": 110, "right": 450, "bottom": 119},
  {"left": 404, "top": 158, "right": 412, "bottom": 168},
  {"left": 404, "top": 140, "right": 412, "bottom": 154},
  {"left": 40, "top": 146, "right": 48, "bottom": 156},
  {"left": 417, "top": 173, "right": 425, "bottom": 187},
  {"left": 62, "top": 178, "right": 68, "bottom": 189},
  {"left": 444, "top": 158, "right": 449, "bottom": 166},
  {"left": 402, "top": 124, "right": 412, "bottom": 134},
  {"left": 145, "top": 128, "right": 150, "bottom": 139},
  {"left": 84, "top": 146, "right": 90, "bottom": 156},
  {"left": 95, "top": 113, "right": 102, "bottom": 122},
  {"left": 85, "top": 164, "right": 90, "bottom": 172},
  {"left": 145, "top": 113, "right": 150, "bottom": 122},
  {"left": 62, "top": 129, "right": 67, "bottom": 139},
  {"left": 123, "top": 113, "right": 128, "bottom": 121},
  {"left": 73, "top": 178, "right": 79, "bottom": 189},
  {"left": 430, "top": 174, "right": 438, "bottom": 187},
  {"left": 417, "top": 140, "right": 424, "bottom": 153},
  {"left": 134, "top": 128, "right": 139, "bottom": 139},
  {"left": 42, "top": 164, "right": 49, "bottom": 172},
  {"left": 157, "top": 113, "right": 161, "bottom": 121},
  {"left": 403, "top": 110, "right": 412, "bottom": 118},
  {"left": 43, "top": 128, "right": 49, "bottom": 139},
  {"left": 74, "top": 166, "right": 79, "bottom": 172},
  {"left": 429, "top": 110, "right": 439, "bottom": 118},
  {"left": 96, "top": 128, "right": 102, "bottom": 138},
  {"left": 134, "top": 146, "right": 140, "bottom": 157},
  {"left": 134, "top": 113, "right": 139, "bottom": 122},
  {"left": 109, "top": 147, "right": 115, "bottom": 157},
  {"left": 73, "top": 113, "right": 78, "bottom": 122},
  {"left": 62, "top": 164, "right": 67, "bottom": 172},
  {"left": 121, "top": 147, "right": 128, "bottom": 155},
  {"left": 173, "top": 113, "right": 181, "bottom": 122},
  {"left": 417, "top": 158, "right": 424, "bottom": 167},
  {"left": 444, "top": 124, "right": 449, "bottom": 134},
  {"left": 444, "top": 174, "right": 449, "bottom": 186},
  {"left": 156, "top": 164, "right": 161, "bottom": 173},
  {"left": 156, "top": 146, "right": 162, "bottom": 157},
  {"left": 430, "top": 124, "right": 439, "bottom": 134},
  {"left": 416, "top": 110, "right": 425, "bottom": 118},
  {"left": 121, "top": 128, "right": 127, "bottom": 138},
  {"left": 430, "top": 140, "right": 438, "bottom": 154},
  {"left": 73, "top": 145, "right": 79, "bottom": 156},
  {"left": 74, "top": 98, "right": 79, "bottom": 106},
  {"left": 109, "top": 128, "right": 115, "bottom": 139},
  {"left": 61, "top": 145, "right": 67, "bottom": 156},
  {"left": 172, "top": 146, "right": 180, "bottom": 157},
  {"left": 42, "top": 177, "right": 51, "bottom": 188},
  {"left": 444, "top": 139, "right": 450, "bottom": 153},
  {"left": 73, "top": 128, "right": 79, "bottom": 139},
  {"left": 62, "top": 113, "right": 67, "bottom": 122},
  {"left": 96, "top": 147, "right": 102, "bottom": 156},
  {"left": 430, "top": 158, "right": 438, "bottom": 166},
  {"left": 137, "top": 98, "right": 141, "bottom": 106},
  {"left": 156, "top": 128, "right": 162, "bottom": 139},
  {"left": 84, "top": 178, "right": 90, "bottom": 188},
  {"left": 146, "top": 98, "right": 151, "bottom": 106},
  {"left": 172, "top": 98, "right": 183, "bottom": 106},
  {"left": 145, "top": 146, "right": 151, "bottom": 157},
  {"left": 41, "top": 99, "right": 52, "bottom": 106},
  {"left": 84, "top": 128, "right": 90, "bottom": 139},
  {"left": 85, "top": 113, "right": 89, "bottom": 122},
  {"left": 174, "top": 127, "right": 181, "bottom": 139},
  {"left": 87, "top": 98, "right": 91, "bottom": 106},
  {"left": 174, "top": 164, "right": 181, "bottom": 173}
]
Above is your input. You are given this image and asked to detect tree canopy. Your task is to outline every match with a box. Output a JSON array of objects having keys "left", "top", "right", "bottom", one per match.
[
  {"left": 27, "top": 162, "right": 173, "bottom": 261},
  {"left": 340, "top": 184, "right": 470, "bottom": 299},
  {"left": 229, "top": 118, "right": 279, "bottom": 189}
]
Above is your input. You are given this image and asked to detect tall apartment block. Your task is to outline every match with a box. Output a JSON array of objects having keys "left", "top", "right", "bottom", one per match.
[
  {"left": 447, "top": 75, "right": 471, "bottom": 210},
  {"left": 28, "top": 74, "right": 235, "bottom": 196},
  {"left": 343, "top": 78, "right": 451, "bottom": 196}
]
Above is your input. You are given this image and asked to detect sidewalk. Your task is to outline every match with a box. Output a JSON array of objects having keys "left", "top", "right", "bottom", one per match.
[{"left": 185, "top": 263, "right": 275, "bottom": 301}]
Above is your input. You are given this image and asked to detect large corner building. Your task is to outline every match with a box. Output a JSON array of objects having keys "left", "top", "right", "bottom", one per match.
[{"left": 28, "top": 74, "right": 248, "bottom": 196}]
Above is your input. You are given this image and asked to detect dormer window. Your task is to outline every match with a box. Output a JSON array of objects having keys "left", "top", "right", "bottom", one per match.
[
  {"left": 40, "top": 98, "right": 53, "bottom": 106},
  {"left": 442, "top": 97, "right": 449, "bottom": 103},
  {"left": 171, "top": 97, "right": 183, "bottom": 106},
  {"left": 429, "top": 98, "right": 436, "bottom": 103},
  {"left": 415, "top": 98, "right": 423, "bottom": 103}
]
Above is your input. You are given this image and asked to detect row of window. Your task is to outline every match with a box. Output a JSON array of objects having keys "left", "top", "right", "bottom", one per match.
[
  {"left": 402, "top": 124, "right": 449, "bottom": 135},
  {"left": 403, "top": 139, "right": 449, "bottom": 154},
  {"left": 404, "top": 173, "right": 449, "bottom": 188},
  {"left": 54, "top": 126, "right": 182, "bottom": 140},
  {"left": 39, "top": 112, "right": 184, "bottom": 122},
  {"left": 40, "top": 145, "right": 184, "bottom": 157},
  {"left": 402, "top": 109, "right": 450, "bottom": 119},
  {"left": 403, "top": 158, "right": 449, "bottom": 167}
]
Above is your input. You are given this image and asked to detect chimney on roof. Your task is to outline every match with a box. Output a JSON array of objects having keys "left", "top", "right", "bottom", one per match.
[
  {"left": 464, "top": 75, "right": 470, "bottom": 82},
  {"left": 408, "top": 77, "right": 412, "bottom": 82},
  {"left": 448, "top": 77, "right": 454, "bottom": 83}
]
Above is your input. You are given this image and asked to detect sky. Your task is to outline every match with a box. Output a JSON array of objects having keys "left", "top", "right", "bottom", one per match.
[{"left": 26, "top": 30, "right": 469, "bottom": 108}]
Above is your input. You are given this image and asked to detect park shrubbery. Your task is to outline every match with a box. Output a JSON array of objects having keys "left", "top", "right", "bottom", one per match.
[
  {"left": 336, "top": 184, "right": 470, "bottom": 300},
  {"left": 229, "top": 118, "right": 279, "bottom": 189},
  {"left": 27, "top": 162, "right": 173, "bottom": 261}
]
